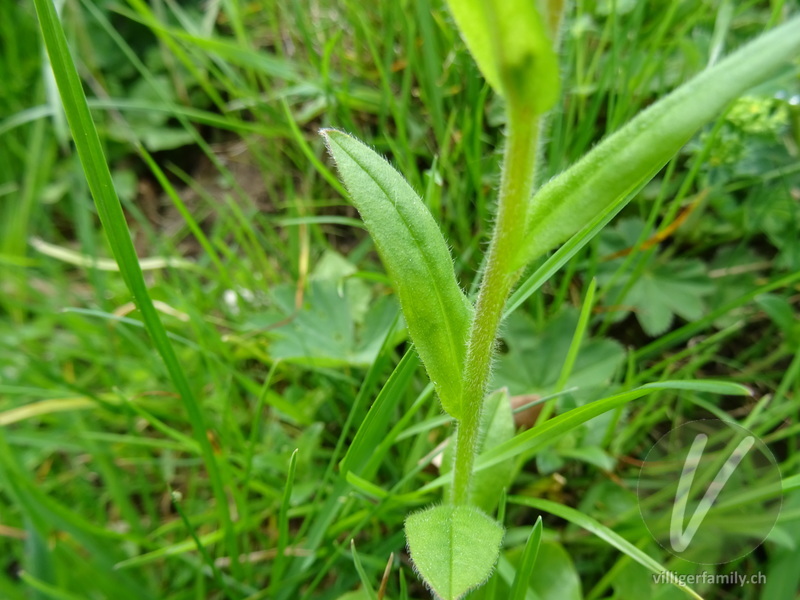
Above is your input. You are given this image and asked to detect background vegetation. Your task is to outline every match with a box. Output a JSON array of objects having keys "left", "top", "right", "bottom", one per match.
[{"left": 1, "top": 0, "right": 799, "bottom": 598}]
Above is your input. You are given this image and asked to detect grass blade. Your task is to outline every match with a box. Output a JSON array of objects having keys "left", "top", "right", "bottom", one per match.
[
  {"left": 509, "top": 515, "right": 543, "bottom": 600},
  {"left": 18, "top": 573, "right": 85, "bottom": 600},
  {"left": 504, "top": 189, "right": 630, "bottom": 318},
  {"left": 351, "top": 540, "right": 378, "bottom": 600},
  {"left": 554, "top": 278, "right": 598, "bottom": 392},
  {"left": 340, "top": 349, "right": 420, "bottom": 478},
  {"left": 269, "top": 449, "right": 299, "bottom": 596},
  {"left": 170, "top": 491, "right": 230, "bottom": 597},
  {"left": 508, "top": 497, "right": 704, "bottom": 600},
  {"left": 31, "top": 0, "right": 236, "bottom": 572},
  {"left": 420, "top": 380, "right": 750, "bottom": 492},
  {"left": 477, "top": 380, "right": 750, "bottom": 471}
]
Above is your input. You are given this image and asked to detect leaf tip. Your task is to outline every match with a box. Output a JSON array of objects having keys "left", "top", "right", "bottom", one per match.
[{"left": 319, "top": 127, "right": 347, "bottom": 143}]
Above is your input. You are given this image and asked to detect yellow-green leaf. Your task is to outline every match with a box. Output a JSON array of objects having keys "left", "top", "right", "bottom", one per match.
[
  {"left": 321, "top": 129, "right": 472, "bottom": 419},
  {"left": 445, "top": 0, "right": 559, "bottom": 112},
  {"left": 516, "top": 13, "right": 800, "bottom": 269},
  {"left": 405, "top": 505, "right": 504, "bottom": 600}
]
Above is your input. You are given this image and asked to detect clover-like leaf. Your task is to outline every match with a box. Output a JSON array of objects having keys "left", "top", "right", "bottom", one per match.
[
  {"left": 611, "top": 259, "right": 713, "bottom": 337},
  {"left": 264, "top": 279, "right": 398, "bottom": 367},
  {"left": 322, "top": 129, "right": 473, "bottom": 419},
  {"left": 405, "top": 505, "right": 504, "bottom": 600},
  {"left": 493, "top": 309, "right": 625, "bottom": 396}
]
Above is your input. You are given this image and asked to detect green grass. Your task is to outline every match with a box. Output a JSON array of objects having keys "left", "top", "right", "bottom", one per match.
[{"left": 1, "top": 1, "right": 799, "bottom": 599}]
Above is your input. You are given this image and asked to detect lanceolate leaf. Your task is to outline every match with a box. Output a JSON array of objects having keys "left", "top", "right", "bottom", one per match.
[
  {"left": 445, "top": 0, "right": 559, "bottom": 112},
  {"left": 516, "top": 14, "right": 800, "bottom": 269},
  {"left": 405, "top": 505, "right": 504, "bottom": 600},
  {"left": 321, "top": 129, "right": 472, "bottom": 419}
]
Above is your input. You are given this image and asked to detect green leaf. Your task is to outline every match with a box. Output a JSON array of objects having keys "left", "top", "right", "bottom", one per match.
[
  {"left": 527, "top": 540, "right": 583, "bottom": 600},
  {"left": 31, "top": 0, "right": 238, "bottom": 569},
  {"left": 445, "top": 0, "right": 559, "bottom": 112},
  {"left": 640, "top": 379, "right": 751, "bottom": 395},
  {"left": 321, "top": 129, "right": 473, "bottom": 419},
  {"left": 558, "top": 446, "right": 616, "bottom": 471},
  {"left": 756, "top": 293, "right": 798, "bottom": 337},
  {"left": 599, "top": 252, "right": 714, "bottom": 337},
  {"left": 263, "top": 280, "right": 398, "bottom": 367},
  {"left": 350, "top": 540, "right": 378, "bottom": 600},
  {"left": 419, "top": 379, "right": 751, "bottom": 493},
  {"left": 625, "top": 261, "right": 713, "bottom": 337},
  {"left": 268, "top": 449, "right": 298, "bottom": 596},
  {"left": 493, "top": 309, "right": 625, "bottom": 395},
  {"left": 509, "top": 516, "right": 543, "bottom": 600},
  {"left": 517, "top": 14, "right": 800, "bottom": 268},
  {"left": 405, "top": 505, "right": 504, "bottom": 600},
  {"left": 508, "top": 497, "right": 703, "bottom": 600},
  {"left": 761, "top": 492, "right": 800, "bottom": 600},
  {"left": 340, "top": 350, "right": 420, "bottom": 478}
]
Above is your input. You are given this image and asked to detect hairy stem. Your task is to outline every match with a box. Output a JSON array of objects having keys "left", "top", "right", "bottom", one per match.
[{"left": 451, "top": 108, "right": 539, "bottom": 505}]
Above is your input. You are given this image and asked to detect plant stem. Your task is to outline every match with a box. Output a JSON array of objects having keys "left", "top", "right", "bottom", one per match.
[{"left": 451, "top": 107, "right": 539, "bottom": 505}]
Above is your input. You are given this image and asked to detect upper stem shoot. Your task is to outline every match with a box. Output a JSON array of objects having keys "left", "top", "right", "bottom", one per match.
[{"left": 451, "top": 107, "right": 540, "bottom": 504}]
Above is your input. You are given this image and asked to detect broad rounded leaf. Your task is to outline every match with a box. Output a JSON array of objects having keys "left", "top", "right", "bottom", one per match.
[
  {"left": 405, "top": 505, "right": 504, "bottom": 600},
  {"left": 321, "top": 130, "right": 472, "bottom": 419}
]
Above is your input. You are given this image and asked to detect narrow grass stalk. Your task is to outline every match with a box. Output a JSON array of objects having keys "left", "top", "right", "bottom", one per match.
[
  {"left": 31, "top": 0, "right": 238, "bottom": 573},
  {"left": 451, "top": 107, "right": 539, "bottom": 504}
]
